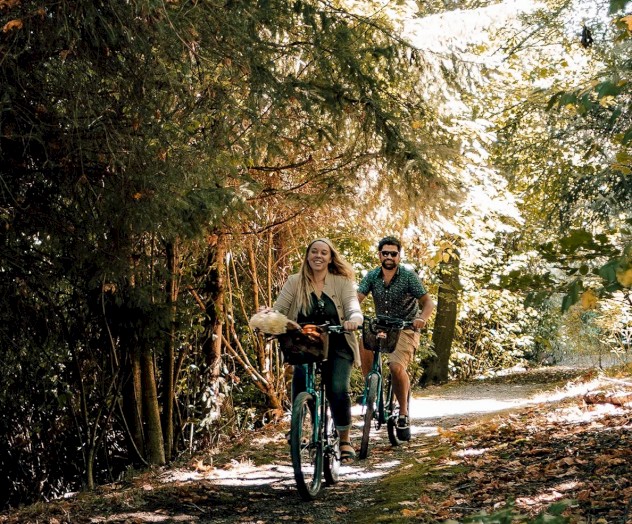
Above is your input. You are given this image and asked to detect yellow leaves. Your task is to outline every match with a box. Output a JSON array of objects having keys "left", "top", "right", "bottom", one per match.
[
  {"left": 102, "top": 282, "right": 117, "bottom": 293},
  {"left": 620, "top": 14, "right": 632, "bottom": 31},
  {"left": 611, "top": 163, "right": 632, "bottom": 175},
  {"left": 427, "top": 247, "right": 458, "bottom": 269},
  {"left": 2, "top": 18, "right": 22, "bottom": 32},
  {"left": 615, "top": 150, "right": 632, "bottom": 164},
  {"left": 598, "top": 95, "right": 616, "bottom": 108},
  {"left": 411, "top": 120, "right": 424, "bottom": 129},
  {"left": 437, "top": 426, "right": 459, "bottom": 442},
  {"left": 580, "top": 289, "right": 598, "bottom": 310},
  {"left": 616, "top": 267, "right": 632, "bottom": 287}
]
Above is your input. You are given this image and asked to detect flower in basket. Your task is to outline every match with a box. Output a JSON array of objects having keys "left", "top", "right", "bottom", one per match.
[{"left": 249, "top": 309, "right": 297, "bottom": 335}]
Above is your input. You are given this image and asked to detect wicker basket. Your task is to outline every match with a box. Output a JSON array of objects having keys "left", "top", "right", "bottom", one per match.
[
  {"left": 278, "top": 325, "right": 329, "bottom": 365},
  {"left": 362, "top": 317, "right": 401, "bottom": 353}
]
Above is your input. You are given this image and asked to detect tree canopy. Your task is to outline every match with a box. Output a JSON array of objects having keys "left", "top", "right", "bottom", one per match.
[{"left": 1, "top": 0, "right": 631, "bottom": 508}]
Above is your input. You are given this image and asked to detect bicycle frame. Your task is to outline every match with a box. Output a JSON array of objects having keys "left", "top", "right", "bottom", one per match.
[
  {"left": 289, "top": 325, "right": 342, "bottom": 500},
  {"left": 359, "top": 316, "right": 414, "bottom": 458},
  {"left": 362, "top": 347, "right": 397, "bottom": 426}
]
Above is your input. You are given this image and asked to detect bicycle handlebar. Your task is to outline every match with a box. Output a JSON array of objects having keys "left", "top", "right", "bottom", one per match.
[
  {"left": 363, "top": 315, "right": 416, "bottom": 331},
  {"left": 301, "top": 322, "right": 349, "bottom": 334}
]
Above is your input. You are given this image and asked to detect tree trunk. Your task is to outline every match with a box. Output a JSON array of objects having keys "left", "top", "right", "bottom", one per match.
[
  {"left": 420, "top": 251, "right": 460, "bottom": 387},
  {"left": 162, "top": 240, "right": 179, "bottom": 461},
  {"left": 141, "top": 344, "right": 166, "bottom": 465},
  {"left": 200, "top": 233, "right": 227, "bottom": 422},
  {"left": 122, "top": 343, "right": 145, "bottom": 461}
]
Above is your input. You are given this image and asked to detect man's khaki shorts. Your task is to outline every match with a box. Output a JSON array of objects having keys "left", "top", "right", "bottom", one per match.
[{"left": 388, "top": 330, "right": 420, "bottom": 368}]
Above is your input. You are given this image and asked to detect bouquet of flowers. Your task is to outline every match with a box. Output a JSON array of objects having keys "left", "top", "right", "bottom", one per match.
[{"left": 248, "top": 309, "right": 297, "bottom": 335}]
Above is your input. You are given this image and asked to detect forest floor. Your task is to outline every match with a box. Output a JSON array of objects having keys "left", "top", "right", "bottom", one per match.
[{"left": 2, "top": 363, "right": 632, "bottom": 524}]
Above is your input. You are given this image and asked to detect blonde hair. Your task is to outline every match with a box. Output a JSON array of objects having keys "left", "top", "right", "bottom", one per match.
[{"left": 295, "top": 238, "right": 356, "bottom": 316}]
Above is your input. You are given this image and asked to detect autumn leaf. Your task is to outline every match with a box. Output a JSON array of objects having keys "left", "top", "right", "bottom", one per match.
[
  {"left": 616, "top": 267, "right": 632, "bottom": 287},
  {"left": 620, "top": 14, "right": 632, "bottom": 30},
  {"left": 2, "top": 19, "right": 22, "bottom": 32},
  {"left": 580, "top": 289, "right": 598, "bottom": 309}
]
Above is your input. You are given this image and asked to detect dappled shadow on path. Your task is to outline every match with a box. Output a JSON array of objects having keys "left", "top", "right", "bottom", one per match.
[
  {"left": 3, "top": 366, "right": 612, "bottom": 524},
  {"left": 131, "top": 367, "right": 595, "bottom": 523}
]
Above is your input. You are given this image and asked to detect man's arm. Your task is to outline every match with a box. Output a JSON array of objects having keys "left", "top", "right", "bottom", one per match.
[
  {"left": 357, "top": 292, "right": 366, "bottom": 305},
  {"left": 412, "top": 293, "right": 435, "bottom": 330}
]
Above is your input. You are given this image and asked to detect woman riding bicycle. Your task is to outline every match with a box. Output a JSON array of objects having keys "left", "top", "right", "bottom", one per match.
[{"left": 272, "top": 238, "right": 362, "bottom": 464}]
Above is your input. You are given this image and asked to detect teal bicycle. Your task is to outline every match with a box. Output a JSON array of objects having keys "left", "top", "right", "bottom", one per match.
[
  {"left": 359, "top": 316, "right": 414, "bottom": 459},
  {"left": 278, "top": 323, "right": 344, "bottom": 500}
]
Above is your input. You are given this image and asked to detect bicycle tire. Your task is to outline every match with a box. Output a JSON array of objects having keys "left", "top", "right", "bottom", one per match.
[
  {"left": 323, "top": 407, "right": 340, "bottom": 485},
  {"left": 386, "top": 377, "right": 402, "bottom": 447},
  {"left": 377, "top": 371, "right": 386, "bottom": 430},
  {"left": 359, "top": 373, "right": 379, "bottom": 459},
  {"left": 291, "top": 391, "right": 323, "bottom": 500}
]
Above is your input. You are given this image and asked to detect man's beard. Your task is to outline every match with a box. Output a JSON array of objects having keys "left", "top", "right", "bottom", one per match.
[{"left": 381, "top": 260, "right": 396, "bottom": 270}]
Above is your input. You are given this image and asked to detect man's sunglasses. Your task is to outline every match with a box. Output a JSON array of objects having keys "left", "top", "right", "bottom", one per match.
[{"left": 380, "top": 250, "right": 399, "bottom": 258}]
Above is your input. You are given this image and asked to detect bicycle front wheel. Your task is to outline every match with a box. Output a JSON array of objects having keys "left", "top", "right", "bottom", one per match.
[
  {"left": 323, "top": 406, "right": 340, "bottom": 485},
  {"left": 291, "top": 391, "right": 323, "bottom": 500},
  {"left": 359, "top": 373, "right": 378, "bottom": 459},
  {"left": 386, "top": 378, "right": 408, "bottom": 447}
]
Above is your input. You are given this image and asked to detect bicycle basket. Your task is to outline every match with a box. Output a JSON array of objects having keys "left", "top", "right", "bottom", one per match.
[
  {"left": 278, "top": 325, "right": 329, "bottom": 365},
  {"left": 362, "top": 317, "right": 401, "bottom": 353}
]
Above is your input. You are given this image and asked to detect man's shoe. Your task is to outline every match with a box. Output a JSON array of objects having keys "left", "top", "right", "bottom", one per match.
[{"left": 396, "top": 415, "right": 411, "bottom": 441}]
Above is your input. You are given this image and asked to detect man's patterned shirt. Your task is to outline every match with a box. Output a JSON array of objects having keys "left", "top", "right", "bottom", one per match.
[{"left": 358, "top": 265, "right": 427, "bottom": 321}]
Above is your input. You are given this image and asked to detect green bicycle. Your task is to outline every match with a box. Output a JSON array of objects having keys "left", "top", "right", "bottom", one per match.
[
  {"left": 278, "top": 323, "right": 345, "bottom": 500},
  {"left": 359, "top": 315, "right": 414, "bottom": 460}
]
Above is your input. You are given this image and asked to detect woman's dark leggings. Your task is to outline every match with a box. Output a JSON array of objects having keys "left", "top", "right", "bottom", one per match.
[{"left": 291, "top": 353, "right": 353, "bottom": 431}]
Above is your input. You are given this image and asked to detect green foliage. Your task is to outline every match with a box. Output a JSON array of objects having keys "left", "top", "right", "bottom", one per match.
[
  {"left": 0, "top": 0, "right": 453, "bottom": 506},
  {"left": 449, "top": 287, "right": 537, "bottom": 378}
]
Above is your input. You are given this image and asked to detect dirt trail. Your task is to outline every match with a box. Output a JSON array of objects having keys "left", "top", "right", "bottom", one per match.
[{"left": 2, "top": 366, "right": 606, "bottom": 524}]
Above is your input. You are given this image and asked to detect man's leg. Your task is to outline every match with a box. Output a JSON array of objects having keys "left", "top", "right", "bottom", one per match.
[
  {"left": 388, "top": 361, "right": 409, "bottom": 416},
  {"left": 387, "top": 330, "right": 419, "bottom": 441}
]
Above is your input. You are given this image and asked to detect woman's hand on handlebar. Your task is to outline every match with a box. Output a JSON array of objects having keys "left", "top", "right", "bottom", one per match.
[{"left": 342, "top": 320, "right": 360, "bottom": 331}]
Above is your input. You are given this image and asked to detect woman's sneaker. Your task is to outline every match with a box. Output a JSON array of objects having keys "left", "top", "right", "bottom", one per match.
[{"left": 396, "top": 415, "right": 410, "bottom": 441}]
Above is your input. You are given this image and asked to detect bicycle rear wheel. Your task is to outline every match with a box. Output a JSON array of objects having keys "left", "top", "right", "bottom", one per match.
[
  {"left": 359, "top": 373, "right": 378, "bottom": 459},
  {"left": 291, "top": 391, "right": 323, "bottom": 500},
  {"left": 323, "top": 406, "right": 340, "bottom": 485}
]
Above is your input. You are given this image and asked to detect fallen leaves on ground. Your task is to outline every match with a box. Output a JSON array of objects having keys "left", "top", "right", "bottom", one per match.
[{"left": 404, "top": 372, "right": 632, "bottom": 523}]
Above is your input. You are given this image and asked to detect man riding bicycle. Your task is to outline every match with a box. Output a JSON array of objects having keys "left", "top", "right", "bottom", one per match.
[{"left": 357, "top": 236, "right": 435, "bottom": 441}]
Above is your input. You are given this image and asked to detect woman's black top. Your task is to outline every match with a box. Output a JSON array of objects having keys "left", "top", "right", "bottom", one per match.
[{"left": 296, "top": 292, "right": 353, "bottom": 361}]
